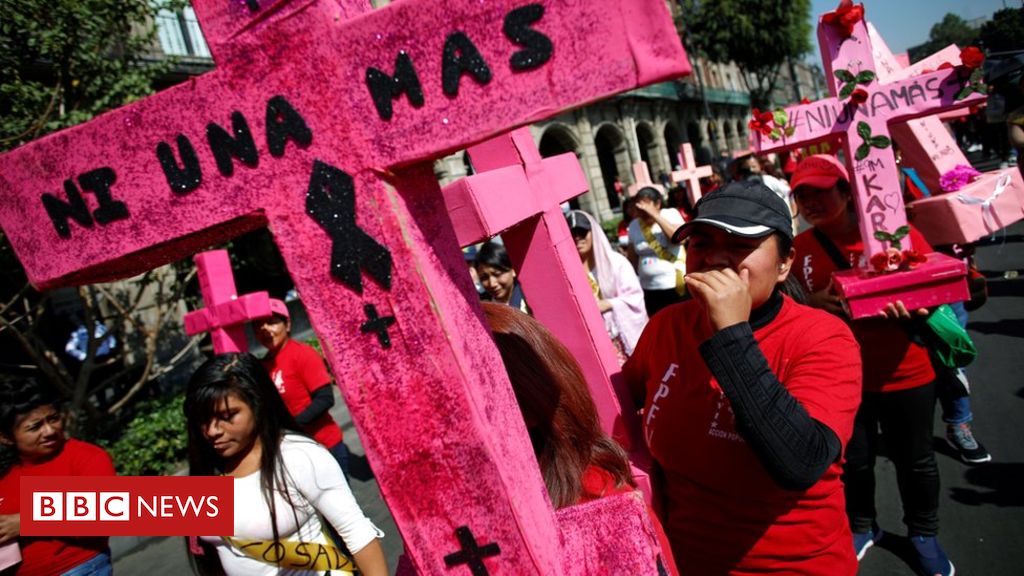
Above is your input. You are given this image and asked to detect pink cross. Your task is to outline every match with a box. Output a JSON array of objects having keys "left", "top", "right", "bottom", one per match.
[
  {"left": 751, "top": 2, "right": 983, "bottom": 317},
  {"left": 625, "top": 161, "right": 666, "bottom": 198},
  {"left": 443, "top": 126, "right": 652, "bottom": 491},
  {"left": 670, "top": 143, "right": 713, "bottom": 206},
  {"left": 183, "top": 249, "right": 272, "bottom": 353},
  {"left": 0, "top": 0, "right": 687, "bottom": 572}
]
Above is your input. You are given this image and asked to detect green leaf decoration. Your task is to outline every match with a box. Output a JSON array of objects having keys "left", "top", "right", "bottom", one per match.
[
  {"left": 870, "top": 135, "right": 891, "bottom": 148},
  {"left": 840, "top": 82, "right": 856, "bottom": 99},
  {"left": 773, "top": 109, "right": 788, "bottom": 127},
  {"left": 891, "top": 239, "right": 903, "bottom": 250},
  {"left": 835, "top": 69, "right": 855, "bottom": 82},
  {"left": 894, "top": 225, "right": 910, "bottom": 238},
  {"left": 857, "top": 121, "right": 872, "bottom": 139},
  {"left": 856, "top": 143, "right": 871, "bottom": 161},
  {"left": 955, "top": 84, "right": 974, "bottom": 101},
  {"left": 769, "top": 128, "right": 782, "bottom": 141},
  {"left": 874, "top": 231, "right": 893, "bottom": 242},
  {"left": 855, "top": 70, "right": 876, "bottom": 84},
  {"left": 970, "top": 68, "right": 983, "bottom": 83},
  {"left": 784, "top": 125, "right": 796, "bottom": 137}
]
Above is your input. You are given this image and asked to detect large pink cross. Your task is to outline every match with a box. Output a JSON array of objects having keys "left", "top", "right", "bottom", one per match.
[
  {"left": 442, "top": 126, "right": 652, "bottom": 490},
  {"left": 0, "top": 0, "right": 687, "bottom": 572},
  {"left": 752, "top": 2, "right": 983, "bottom": 316},
  {"left": 626, "top": 161, "right": 665, "bottom": 198},
  {"left": 670, "top": 143, "right": 713, "bottom": 206},
  {"left": 183, "top": 249, "right": 272, "bottom": 353}
]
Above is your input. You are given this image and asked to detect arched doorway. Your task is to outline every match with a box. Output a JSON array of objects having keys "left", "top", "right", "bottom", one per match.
[
  {"left": 539, "top": 125, "right": 583, "bottom": 210},
  {"left": 664, "top": 122, "right": 683, "bottom": 169},
  {"left": 723, "top": 121, "right": 735, "bottom": 156},
  {"left": 687, "top": 121, "right": 709, "bottom": 164},
  {"left": 594, "top": 124, "right": 629, "bottom": 209},
  {"left": 636, "top": 122, "right": 658, "bottom": 172}
]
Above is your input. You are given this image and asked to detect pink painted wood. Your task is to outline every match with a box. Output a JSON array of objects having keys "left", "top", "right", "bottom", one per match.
[
  {"left": 752, "top": 3, "right": 986, "bottom": 261},
  {"left": 670, "top": 143, "right": 712, "bottom": 206},
  {"left": 442, "top": 126, "right": 653, "bottom": 489},
  {"left": 626, "top": 161, "right": 665, "bottom": 198},
  {"left": 868, "top": 24, "right": 972, "bottom": 194},
  {"left": 182, "top": 249, "right": 272, "bottom": 353},
  {"left": 0, "top": 0, "right": 688, "bottom": 573}
]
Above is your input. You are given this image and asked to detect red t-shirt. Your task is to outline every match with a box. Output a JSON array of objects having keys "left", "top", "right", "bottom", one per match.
[
  {"left": 624, "top": 296, "right": 860, "bottom": 575},
  {"left": 0, "top": 439, "right": 114, "bottom": 576},
  {"left": 792, "top": 227, "right": 936, "bottom": 392},
  {"left": 262, "top": 339, "right": 343, "bottom": 448}
]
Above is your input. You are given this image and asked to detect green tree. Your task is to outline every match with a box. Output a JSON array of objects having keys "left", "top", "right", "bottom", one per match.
[
  {"left": 979, "top": 8, "right": 1024, "bottom": 54},
  {"left": 0, "top": 0, "right": 178, "bottom": 152},
  {"left": 677, "top": 0, "right": 813, "bottom": 110},
  {"left": 0, "top": 0, "right": 199, "bottom": 436},
  {"left": 908, "top": 13, "right": 980, "bottom": 63}
]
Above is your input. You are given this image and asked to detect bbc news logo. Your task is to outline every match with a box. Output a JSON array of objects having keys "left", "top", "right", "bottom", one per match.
[{"left": 21, "top": 476, "right": 233, "bottom": 536}]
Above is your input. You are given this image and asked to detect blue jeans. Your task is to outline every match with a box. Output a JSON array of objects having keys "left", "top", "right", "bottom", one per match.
[
  {"left": 329, "top": 441, "right": 351, "bottom": 479},
  {"left": 61, "top": 550, "right": 112, "bottom": 576}
]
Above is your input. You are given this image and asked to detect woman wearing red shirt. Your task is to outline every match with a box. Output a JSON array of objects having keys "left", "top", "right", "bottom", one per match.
[
  {"left": 789, "top": 155, "right": 953, "bottom": 576},
  {"left": 0, "top": 376, "right": 116, "bottom": 576}
]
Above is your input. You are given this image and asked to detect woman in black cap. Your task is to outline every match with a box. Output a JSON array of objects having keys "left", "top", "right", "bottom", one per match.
[{"left": 624, "top": 180, "right": 861, "bottom": 575}]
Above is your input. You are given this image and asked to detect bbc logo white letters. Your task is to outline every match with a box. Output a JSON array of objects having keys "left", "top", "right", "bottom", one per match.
[{"left": 33, "top": 491, "right": 130, "bottom": 521}]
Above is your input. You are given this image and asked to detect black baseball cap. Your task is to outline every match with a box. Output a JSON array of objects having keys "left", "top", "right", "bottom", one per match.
[
  {"left": 671, "top": 180, "right": 793, "bottom": 243},
  {"left": 565, "top": 210, "right": 592, "bottom": 232}
]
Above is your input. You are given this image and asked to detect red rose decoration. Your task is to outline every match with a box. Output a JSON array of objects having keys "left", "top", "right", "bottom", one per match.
[
  {"left": 850, "top": 88, "right": 869, "bottom": 104},
  {"left": 960, "top": 46, "right": 984, "bottom": 70},
  {"left": 902, "top": 250, "right": 928, "bottom": 267},
  {"left": 800, "top": 97, "right": 811, "bottom": 105},
  {"left": 870, "top": 248, "right": 903, "bottom": 273},
  {"left": 823, "top": 1, "right": 864, "bottom": 38},
  {"left": 937, "top": 62, "right": 954, "bottom": 70},
  {"left": 748, "top": 108, "right": 776, "bottom": 137}
]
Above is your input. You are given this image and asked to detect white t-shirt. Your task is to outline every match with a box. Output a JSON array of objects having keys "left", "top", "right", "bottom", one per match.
[
  {"left": 201, "top": 435, "right": 383, "bottom": 575},
  {"left": 627, "top": 208, "right": 686, "bottom": 290}
]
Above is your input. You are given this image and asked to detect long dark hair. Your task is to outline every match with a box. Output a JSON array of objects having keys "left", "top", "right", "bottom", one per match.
[
  {"left": 0, "top": 374, "right": 63, "bottom": 475},
  {"left": 184, "top": 353, "right": 303, "bottom": 573},
  {"left": 474, "top": 240, "right": 512, "bottom": 272},
  {"left": 482, "top": 303, "right": 634, "bottom": 508}
]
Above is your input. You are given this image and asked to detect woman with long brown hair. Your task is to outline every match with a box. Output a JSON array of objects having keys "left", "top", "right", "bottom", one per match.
[{"left": 482, "top": 302, "right": 631, "bottom": 507}]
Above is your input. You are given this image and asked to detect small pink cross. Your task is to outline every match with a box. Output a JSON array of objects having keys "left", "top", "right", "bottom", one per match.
[
  {"left": 625, "top": 161, "right": 666, "bottom": 199},
  {"left": 670, "top": 143, "right": 713, "bottom": 206},
  {"left": 183, "top": 249, "right": 272, "bottom": 354}
]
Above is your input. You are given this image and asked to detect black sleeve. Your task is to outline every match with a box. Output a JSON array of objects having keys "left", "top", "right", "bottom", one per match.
[
  {"left": 699, "top": 322, "right": 842, "bottom": 491},
  {"left": 295, "top": 384, "right": 335, "bottom": 426}
]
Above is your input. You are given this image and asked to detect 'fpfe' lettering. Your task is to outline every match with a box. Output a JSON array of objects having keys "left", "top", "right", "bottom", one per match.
[{"left": 365, "top": 3, "right": 553, "bottom": 120}]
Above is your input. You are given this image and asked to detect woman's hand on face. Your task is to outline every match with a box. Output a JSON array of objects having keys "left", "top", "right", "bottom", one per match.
[
  {"left": 634, "top": 197, "right": 657, "bottom": 217},
  {"left": 878, "top": 300, "right": 929, "bottom": 320},
  {"left": 684, "top": 268, "right": 752, "bottom": 331},
  {"left": 0, "top": 513, "right": 20, "bottom": 544},
  {"left": 808, "top": 280, "right": 845, "bottom": 316}
]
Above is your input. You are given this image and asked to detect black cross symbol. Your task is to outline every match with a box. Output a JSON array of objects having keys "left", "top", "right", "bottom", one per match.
[
  {"left": 443, "top": 525, "right": 500, "bottom": 576},
  {"left": 305, "top": 160, "right": 392, "bottom": 294},
  {"left": 360, "top": 304, "right": 397, "bottom": 349}
]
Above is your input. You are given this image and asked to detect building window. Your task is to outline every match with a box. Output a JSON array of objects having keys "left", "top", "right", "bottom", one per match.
[{"left": 155, "top": 5, "right": 211, "bottom": 58}]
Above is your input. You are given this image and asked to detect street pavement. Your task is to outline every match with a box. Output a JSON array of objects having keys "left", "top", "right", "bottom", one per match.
[{"left": 114, "top": 165, "right": 1024, "bottom": 576}]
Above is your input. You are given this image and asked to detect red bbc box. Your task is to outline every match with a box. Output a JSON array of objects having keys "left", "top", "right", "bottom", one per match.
[
  {"left": 908, "top": 170, "right": 1024, "bottom": 246},
  {"left": 832, "top": 252, "right": 968, "bottom": 320}
]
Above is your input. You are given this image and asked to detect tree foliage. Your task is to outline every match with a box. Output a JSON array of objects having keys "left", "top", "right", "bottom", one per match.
[
  {"left": 979, "top": 8, "right": 1024, "bottom": 54},
  {"left": 908, "top": 13, "right": 980, "bottom": 63},
  {"left": 677, "top": 0, "right": 813, "bottom": 109},
  {"left": 0, "top": 0, "right": 177, "bottom": 152}
]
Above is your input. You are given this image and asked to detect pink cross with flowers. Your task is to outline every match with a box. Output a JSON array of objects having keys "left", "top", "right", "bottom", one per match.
[
  {"left": 0, "top": 0, "right": 688, "bottom": 572},
  {"left": 750, "top": 1, "right": 983, "bottom": 316},
  {"left": 670, "top": 143, "right": 713, "bottom": 206},
  {"left": 183, "top": 249, "right": 272, "bottom": 354}
]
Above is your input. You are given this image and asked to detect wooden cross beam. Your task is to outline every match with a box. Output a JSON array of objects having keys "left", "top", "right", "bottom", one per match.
[
  {"left": 670, "top": 143, "right": 713, "bottom": 206},
  {"left": 183, "top": 249, "right": 273, "bottom": 353},
  {"left": 626, "top": 161, "right": 665, "bottom": 198},
  {"left": 0, "top": 0, "right": 688, "bottom": 573}
]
